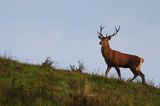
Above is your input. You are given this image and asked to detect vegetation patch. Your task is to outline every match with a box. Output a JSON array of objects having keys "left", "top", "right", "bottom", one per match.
[{"left": 0, "top": 57, "right": 160, "bottom": 106}]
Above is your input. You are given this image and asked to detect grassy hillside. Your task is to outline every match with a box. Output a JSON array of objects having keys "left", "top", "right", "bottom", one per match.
[{"left": 0, "top": 57, "right": 160, "bottom": 106}]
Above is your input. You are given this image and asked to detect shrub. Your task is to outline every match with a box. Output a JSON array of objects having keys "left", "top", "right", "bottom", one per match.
[
  {"left": 41, "top": 57, "right": 55, "bottom": 70},
  {"left": 69, "top": 61, "right": 85, "bottom": 73}
]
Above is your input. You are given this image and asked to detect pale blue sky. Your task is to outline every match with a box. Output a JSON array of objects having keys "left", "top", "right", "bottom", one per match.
[{"left": 0, "top": 0, "right": 160, "bottom": 84}]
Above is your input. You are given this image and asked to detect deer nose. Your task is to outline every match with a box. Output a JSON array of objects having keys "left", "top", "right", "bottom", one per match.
[{"left": 99, "top": 41, "right": 102, "bottom": 45}]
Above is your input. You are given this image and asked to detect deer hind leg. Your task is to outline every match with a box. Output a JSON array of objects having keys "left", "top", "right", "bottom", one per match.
[
  {"left": 139, "top": 71, "right": 145, "bottom": 83},
  {"left": 105, "top": 66, "right": 111, "bottom": 77},
  {"left": 130, "top": 68, "right": 138, "bottom": 82},
  {"left": 130, "top": 68, "right": 145, "bottom": 83},
  {"left": 115, "top": 67, "right": 121, "bottom": 79},
  {"left": 136, "top": 57, "right": 145, "bottom": 83},
  {"left": 130, "top": 74, "right": 138, "bottom": 82}
]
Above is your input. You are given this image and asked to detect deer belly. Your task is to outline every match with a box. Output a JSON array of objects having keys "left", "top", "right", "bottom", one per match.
[{"left": 111, "top": 57, "right": 130, "bottom": 68}]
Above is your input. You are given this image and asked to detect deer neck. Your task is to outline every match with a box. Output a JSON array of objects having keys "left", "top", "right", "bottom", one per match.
[
  {"left": 101, "top": 43, "right": 112, "bottom": 51},
  {"left": 101, "top": 43, "right": 113, "bottom": 58}
]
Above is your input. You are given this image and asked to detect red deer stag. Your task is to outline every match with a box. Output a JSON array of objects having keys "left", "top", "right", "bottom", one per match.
[{"left": 97, "top": 25, "right": 145, "bottom": 83}]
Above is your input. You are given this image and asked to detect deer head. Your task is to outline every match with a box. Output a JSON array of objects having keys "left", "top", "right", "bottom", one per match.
[{"left": 97, "top": 25, "right": 120, "bottom": 45}]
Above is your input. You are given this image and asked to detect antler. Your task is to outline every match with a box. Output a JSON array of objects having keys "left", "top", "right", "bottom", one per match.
[
  {"left": 97, "top": 25, "right": 105, "bottom": 38},
  {"left": 109, "top": 26, "right": 120, "bottom": 37}
]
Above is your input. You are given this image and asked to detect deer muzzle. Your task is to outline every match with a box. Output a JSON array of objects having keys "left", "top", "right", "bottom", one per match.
[{"left": 99, "top": 41, "right": 102, "bottom": 45}]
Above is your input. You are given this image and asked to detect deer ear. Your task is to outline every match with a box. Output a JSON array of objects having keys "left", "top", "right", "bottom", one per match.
[
  {"left": 98, "top": 35, "right": 102, "bottom": 39},
  {"left": 108, "top": 36, "right": 111, "bottom": 40}
]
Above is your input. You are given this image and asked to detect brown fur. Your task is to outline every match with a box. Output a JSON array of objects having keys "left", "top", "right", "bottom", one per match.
[{"left": 98, "top": 25, "right": 145, "bottom": 83}]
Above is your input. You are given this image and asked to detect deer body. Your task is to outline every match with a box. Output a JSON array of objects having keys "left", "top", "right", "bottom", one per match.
[
  {"left": 101, "top": 45, "right": 142, "bottom": 68},
  {"left": 97, "top": 25, "right": 145, "bottom": 83}
]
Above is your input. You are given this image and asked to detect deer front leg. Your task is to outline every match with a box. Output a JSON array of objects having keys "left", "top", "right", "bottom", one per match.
[
  {"left": 115, "top": 67, "right": 121, "bottom": 79},
  {"left": 105, "top": 66, "right": 111, "bottom": 77}
]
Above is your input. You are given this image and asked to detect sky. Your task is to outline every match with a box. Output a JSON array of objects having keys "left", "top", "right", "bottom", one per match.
[{"left": 0, "top": 0, "right": 160, "bottom": 85}]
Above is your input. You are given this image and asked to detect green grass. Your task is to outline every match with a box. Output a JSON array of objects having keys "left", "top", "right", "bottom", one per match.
[{"left": 0, "top": 57, "right": 160, "bottom": 106}]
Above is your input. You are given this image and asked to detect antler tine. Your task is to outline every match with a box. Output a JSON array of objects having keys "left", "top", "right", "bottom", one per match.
[
  {"left": 100, "top": 25, "right": 105, "bottom": 33},
  {"left": 110, "top": 25, "right": 120, "bottom": 37},
  {"left": 115, "top": 25, "right": 120, "bottom": 32},
  {"left": 97, "top": 25, "right": 105, "bottom": 37},
  {"left": 105, "top": 33, "right": 108, "bottom": 37}
]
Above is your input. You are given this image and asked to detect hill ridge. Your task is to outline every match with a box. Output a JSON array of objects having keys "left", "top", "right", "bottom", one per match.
[{"left": 0, "top": 57, "right": 160, "bottom": 106}]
